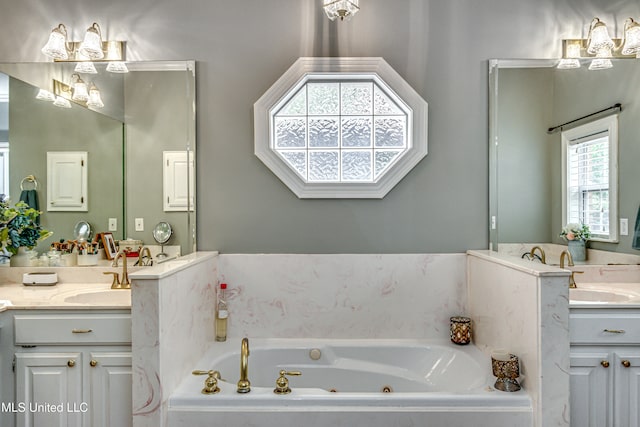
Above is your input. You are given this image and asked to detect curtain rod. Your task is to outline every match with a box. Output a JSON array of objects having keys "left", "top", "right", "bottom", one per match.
[{"left": 547, "top": 103, "right": 622, "bottom": 134}]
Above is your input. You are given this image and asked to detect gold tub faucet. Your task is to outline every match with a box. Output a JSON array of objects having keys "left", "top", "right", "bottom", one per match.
[
  {"left": 112, "top": 251, "right": 131, "bottom": 289},
  {"left": 529, "top": 246, "right": 546, "bottom": 264},
  {"left": 560, "top": 250, "right": 582, "bottom": 288},
  {"left": 237, "top": 337, "right": 251, "bottom": 393}
]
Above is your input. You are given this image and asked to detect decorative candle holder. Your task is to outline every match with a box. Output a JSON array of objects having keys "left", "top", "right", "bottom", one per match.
[
  {"left": 491, "top": 352, "right": 521, "bottom": 392},
  {"left": 450, "top": 316, "right": 471, "bottom": 345}
]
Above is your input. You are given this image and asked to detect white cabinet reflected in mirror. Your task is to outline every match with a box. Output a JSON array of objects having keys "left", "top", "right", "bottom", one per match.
[{"left": 0, "top": 60, "right": 196, "bottom": 259}]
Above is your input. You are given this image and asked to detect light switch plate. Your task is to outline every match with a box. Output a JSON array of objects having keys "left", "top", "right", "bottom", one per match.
[
  {"left": 108, "top": 218, "right": 117, "bottom": 232},
  {"left": 135, "top": 218, "right": 144, "bottom": 232},
  {"left": 620, "top": 218, "right": 628, "bottom": 236}
]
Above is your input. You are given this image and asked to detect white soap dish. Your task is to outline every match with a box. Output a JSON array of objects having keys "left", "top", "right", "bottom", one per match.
[{"left": 22, "top": 272, "right": 58, "bottom": 286}]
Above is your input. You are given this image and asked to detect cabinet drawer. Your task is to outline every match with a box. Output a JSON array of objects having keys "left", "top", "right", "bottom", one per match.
[
  {"left": 14, "top": 314, "right": 131, "bottom": 345},
  {"left": 570, "top": 313, "right": 640, "bottom": 345}
]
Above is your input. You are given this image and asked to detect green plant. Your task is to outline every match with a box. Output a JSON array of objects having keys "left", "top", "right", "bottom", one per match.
[
  {"left": 0, "top": 198, "right": 52, "bottom": 254},
  {"left": 560, "top": 223, "right": 591, "bottom": 242}
]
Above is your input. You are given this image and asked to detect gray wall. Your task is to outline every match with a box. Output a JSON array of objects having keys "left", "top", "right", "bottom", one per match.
[
  {"left": 9, "top": 77, "right": 123, "bottom": 252},
  {"left": 0, "top": 0, "right": 637, "bottom": 254}
]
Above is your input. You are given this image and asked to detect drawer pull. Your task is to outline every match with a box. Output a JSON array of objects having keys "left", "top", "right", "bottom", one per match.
[
  {"left": 601, "top": 360, "right": 610, "bottom": 368},
  {"left": 603, "top": 329, "right": 626, "bottom": 334},
  {"left": 72, "top": 328, "right": 93, "bottom": 334},
  {"left": 67, "top": 360, "right": 76, "bottom": 368},
  {"left": 622, "top": 360, "right": 631, "bottom": 368},
  {"left": 90, "top": 360, "right": 98, "bottom": 367}
]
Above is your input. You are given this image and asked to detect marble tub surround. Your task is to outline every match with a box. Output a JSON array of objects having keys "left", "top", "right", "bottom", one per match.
[
  {"left": 467, "top": 250, "right": 570, "bottom": 427},
  {"left": 499, "top": 243, "right": 640, "bottom": 265},
  {"left": 130, "top": 251, "right": 218, "bottom": 427},
  {"left": 217, "top": 253, "right": 467, "bottom": 339}
]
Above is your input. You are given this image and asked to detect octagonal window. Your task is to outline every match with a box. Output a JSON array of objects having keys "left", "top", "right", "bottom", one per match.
[{"left": 255, "top": 58, "right": 428, "bottom": 198}]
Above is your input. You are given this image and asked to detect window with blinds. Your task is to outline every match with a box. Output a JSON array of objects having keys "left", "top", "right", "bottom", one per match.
[{"left": 562, "top": 115, "right": 618, "bottom": 242}]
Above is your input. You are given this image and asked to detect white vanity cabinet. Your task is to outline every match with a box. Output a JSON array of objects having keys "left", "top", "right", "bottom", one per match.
[
  {"left": 13, "top": 311, "right": 132, "bottom": 427},
  {"left": 570, "top": 309, "right": 640, "bottom": 427}
]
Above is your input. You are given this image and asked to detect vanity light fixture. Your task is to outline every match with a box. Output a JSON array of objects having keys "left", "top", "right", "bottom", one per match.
[
  {"left": 86, "top": 84, "right": 104, "bottom": 109},
  {"left": 35, "top": 89, "right": 56, "bottom": 102},
  {"left": 70, "top": 74, "right": 89, "bottom": 102},
  {"left": 41, "top": 22, "right": 126, "bottom": 69},
  {"left": 558, "top": 17, "right": 640, "bottom": 70},
  {"left": 106, "top": 61, "right": 129, "bottom": 73},
  {"left": 74, "top": 51, "right": 98, "bottom": 74},
  {"left": 53, "top": 96, "right": 72, "bottom": 108},
  {"left": 323, "top": 0, "right": 360, "bottom": 21}
]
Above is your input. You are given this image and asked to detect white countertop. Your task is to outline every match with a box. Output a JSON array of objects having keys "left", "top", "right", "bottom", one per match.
[
  {"left": 569, "top": 282, "right": 640, "bottom": 309},
  {"left": 0, "top": 281, "right": 130, "bottom": 312}
]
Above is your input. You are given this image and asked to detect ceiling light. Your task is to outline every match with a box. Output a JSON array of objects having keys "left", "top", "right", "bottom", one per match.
[
  {"left": 41, "top": 24, "right": 69, "bottom": 60},
  {"left": 323, "top": 0, "right": 360, "bottom": 21},
  {"left": 78, "top": 23, "right": 105, "bottom": 60}
]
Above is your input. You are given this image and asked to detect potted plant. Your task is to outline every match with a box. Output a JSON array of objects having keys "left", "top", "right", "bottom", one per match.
[
  {"left": 560, "top": 223, "right": 591, "bottom": 262},
  {"left": 0, "top": 197, "right": 52, "bottom": 266}
]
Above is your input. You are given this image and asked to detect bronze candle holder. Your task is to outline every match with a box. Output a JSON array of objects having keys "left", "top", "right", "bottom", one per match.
[
  {"left": 491, "top": 353, "right": 521, "bottom": 392},
  {"left": 450, "top": 316, "right": 471, "bottom": 345}
]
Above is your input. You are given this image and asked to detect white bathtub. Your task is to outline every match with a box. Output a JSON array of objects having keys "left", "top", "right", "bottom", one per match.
[{"left": 168, "top": 339, "right": 533, "bottom": 426}]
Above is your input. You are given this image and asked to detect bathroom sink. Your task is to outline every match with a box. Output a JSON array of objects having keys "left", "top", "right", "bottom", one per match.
[
  {"left": 64, "top": 290, "right": 131, "bottom": 305},
  {"left": 569, "top": 288, "right": 633, "bottom": 303}
]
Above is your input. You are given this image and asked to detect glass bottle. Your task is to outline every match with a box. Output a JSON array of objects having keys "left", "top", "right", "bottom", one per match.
[{"left": 215, "top": 283, "right": 228, "bottom": 342}]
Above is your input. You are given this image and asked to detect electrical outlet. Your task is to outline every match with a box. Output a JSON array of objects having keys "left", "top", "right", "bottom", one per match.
[
  {"left": 620, "top": 218, "right": 629, "bottom": 236},
  {"left": 108, "top": 218, "right": 117, "bottom": 232},
  {"left": 135, "top": 218, "right": 144, "bottom": 232}
]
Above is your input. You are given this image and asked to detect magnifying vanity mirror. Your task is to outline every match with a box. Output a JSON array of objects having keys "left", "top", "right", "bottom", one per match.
[
  {"left": 0, "top": 60, "right": 196, "bottom": 260},
  {"left": 152, "top": 222, "right": 173, "bottom": 260},
  {"left": 489, "top": 58, "right": 640, "bottom": 257}
]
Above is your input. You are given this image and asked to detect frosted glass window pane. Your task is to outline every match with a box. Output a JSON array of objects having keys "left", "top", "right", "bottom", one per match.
[
  {"left": 342, "top": 151, "right": 372, "bottom": 181},
  {"left": 374, "top": 84, "right": 403, "bottom": 115},
  {"left": 342, "top": 117, "right": 372, "bottom": 147},
  {"left": 308, "top": 83, "right": 339, "bottom": 115},
  {"left": 309, "top": 151, "right": 339, "bottom": 181},
  {"left": 375, "top": 150, "right": 402, "bottom": 178},
  {"left": 280, "top": 150, "right": 307, "bottom": 178},
  {"left": 341, "top": 82, "right": 372, "bottom": 115},
  {"left": 279, "top": 89, "right": 306, "bottom": 116},
  {"left": 309, "top": 117, "right": 339, "bottom": 147},
  {"left": 374, "top": 117, "right": 406, "bottom": 147},
  {"left": 275, "top": 117, "right": 306, "bottom": 148}
]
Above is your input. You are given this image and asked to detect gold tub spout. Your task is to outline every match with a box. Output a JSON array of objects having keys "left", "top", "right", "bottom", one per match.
[
  {"left": 529, "top": 246, "right": 546, "bottom": 264},
  {"left": 237, "top": 337, "right": 251, "bottom": 393}
]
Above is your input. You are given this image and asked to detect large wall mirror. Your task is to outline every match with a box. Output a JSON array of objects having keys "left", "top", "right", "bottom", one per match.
[
  {"left": 489, "top": 59, "right": 640, "bottom": 256},
  {"left": 0, "top": 60, "right": 196, "bottom": 258}
]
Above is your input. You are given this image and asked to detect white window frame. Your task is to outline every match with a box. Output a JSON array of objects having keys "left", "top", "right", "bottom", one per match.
[
  {"left": 254, "top": 57, "right": 428, "bottom": 199},
  {"left": 561, "top": 115, "right": 618, "bottom": 242}
]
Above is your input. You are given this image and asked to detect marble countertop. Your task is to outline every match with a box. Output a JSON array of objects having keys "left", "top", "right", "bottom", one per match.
[
  {"left": 570, "top": 282, "right": 640, "bottom": 309},
  {"left": 0, "top": 281, "right": 131, "bottom": 312}
]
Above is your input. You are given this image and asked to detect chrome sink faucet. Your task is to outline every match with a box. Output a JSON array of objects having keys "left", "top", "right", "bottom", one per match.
[
  {"left": 237, "top": 338, "right": 251, "bottom": 393},
  {"left": 112, "top": 250, "right": 131, "bottom": 289}
]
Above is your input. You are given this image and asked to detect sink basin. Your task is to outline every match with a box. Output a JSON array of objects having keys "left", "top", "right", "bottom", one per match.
[
  {"left": 569, "top": 288, "right": 633, "bottom": 303},
  {"left": 64, "top": 290, "right": 131, "bottom": 305}
]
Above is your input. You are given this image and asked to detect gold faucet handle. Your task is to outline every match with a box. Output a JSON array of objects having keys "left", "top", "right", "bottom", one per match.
[
  {"left": 192, "top": 370, "right": 221, "bottom": 394},
  {"left": 103, "top": 272, "right": 121, "bottom": 289},
  {"left": 274, "top": 370, "right": 302, "bottom": 395}
]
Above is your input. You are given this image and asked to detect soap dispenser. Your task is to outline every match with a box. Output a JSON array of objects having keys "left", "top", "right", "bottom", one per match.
[{"left": 215, "top": 283, "right": 228, "bottom": 342}]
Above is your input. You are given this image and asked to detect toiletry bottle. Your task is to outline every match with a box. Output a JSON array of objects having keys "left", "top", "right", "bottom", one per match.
[{"left": 215, "top": 283, "right": 228, "bottom": 342}]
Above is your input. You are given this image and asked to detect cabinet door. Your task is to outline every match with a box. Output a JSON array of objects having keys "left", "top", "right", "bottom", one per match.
[
  {"left": 570, "top": 352, "right": 612, "bottom": 427},
  {"left": 46, "top": 151, "right": 88, "bottom": 211},
  {"left": 15, "top": 352, "right": 84, "bottom": 427},
  {"left": 613, "top": 352, "right": 640, "bottom": 427},
  {"left": 163, "top": 151, "right": 194, "bottom": 211},
  {"left": 88, "top": 352, "right": 132, "bottom": 427}
]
